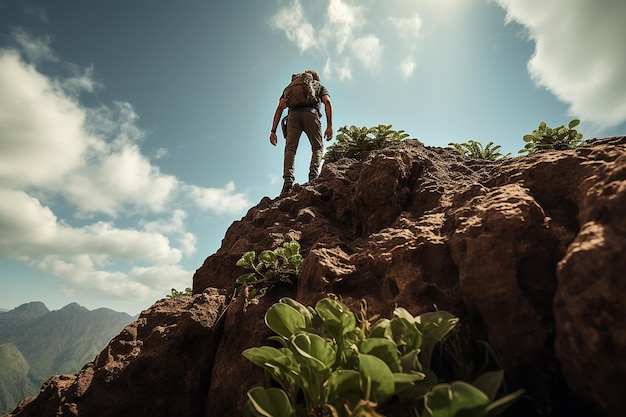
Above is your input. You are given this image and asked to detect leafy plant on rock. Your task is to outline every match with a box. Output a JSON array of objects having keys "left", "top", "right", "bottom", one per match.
[
  {"left": 519, "top": 119, "right": 585, "bottom": 154},
  {"left": 242, "top": 297, "right": 524, "bottom": 417},
  {"left": 324, "top": 124, "right": 409, "bottom": 162},
  {"left": 448, "top": 140, "right": 510, "bottom": 160},
  {"left": 166, "top": 287, "right": 192, "bottom": 298},
  {"left": 236, "top": 241, "right": 303, "bottom": 287}
]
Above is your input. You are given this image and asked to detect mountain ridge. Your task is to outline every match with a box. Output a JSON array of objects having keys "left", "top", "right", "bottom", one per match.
[{"left": 0, "top": 302, "right": 133, "bottom": 415}]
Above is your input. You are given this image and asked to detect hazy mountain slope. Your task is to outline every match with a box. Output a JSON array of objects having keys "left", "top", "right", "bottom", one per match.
[
  {"left": 0, "top": 343, "right": 38, "bottom": 416},
  {"left": 0, "top": 303, "right": 133, "bottom": 415}
]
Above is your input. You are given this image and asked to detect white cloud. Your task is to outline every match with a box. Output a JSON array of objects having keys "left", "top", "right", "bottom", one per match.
[
  {"left": 386, "top": 14, "right": 423, "bottom": 79},
  {"left": 153, "top": 147, "right": 169, "bottom": 160},
  {"left": 141, "top": 210, "right": 197, "bottom": 257},
  {"left": 43, "top": 256, "right": 192, "bottom": 304},
  {"left": 400, "top": 57, "right": 416, "bottom": 79},
  {"left": 186, "top": 181, "right": 251, "bottom": 215},
  {"left": 270, "top": 0, "right": 382, "bottom": 79},
  {"left": 0, "top": 51, "right": 87, "bottom": 187},
  {"left": 0, "top": 189, "right": 182, "bottom": 263},
  {"left": 324, "top": 0, "right": 364, "bottom": 54},
  {"left": 0, "top": 188, "right": 188, "bottom": 307},
  {"left": 64, "top": 143, "right": 178, "bottom": 217},
  {"left": 0, "top": 187, "right": 194, "bottom": 307},
  {"left": 493, "top": 0, "right": 626, "bottom": 129},
  {"left": 327, "top": 56, "right": 352, "bottom": 81},
  {"left": 388, "top": 14, "right": 423, "bottom": 40},
  {"left": 0, "top": 32, "right": 251, "bottom": 310},
  {"left": 270, "top": 0, "right": 317, "bottom": 52},
  {"left": 351, "top": 35, "right": 383, "bottom": 74},
  {"left": 12, "top": 28, "right": 56, "bottom": 64}
]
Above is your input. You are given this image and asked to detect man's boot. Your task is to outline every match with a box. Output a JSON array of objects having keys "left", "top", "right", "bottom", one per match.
[{"left": 280, "top": 182, "right": 293, "bottom": 196}]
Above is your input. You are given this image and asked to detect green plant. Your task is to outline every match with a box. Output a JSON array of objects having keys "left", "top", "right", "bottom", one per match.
[
  {"left": 236, "top": 241, "right": 303, "bottom": 286},
  {"left": 242, "top": 297, "right": 523, "bottom": 417},
  {"left": 324, "top": 124, "right": 409, "bottom": 162},
  {"left": 448, "top": 140, "right": 510, "bottom": 160},
  {"left": 519, "top": 119, "right": 585, "bottom": 154},
  {"left": 166, "top": 287, "right": 192, "bottom": 298}
]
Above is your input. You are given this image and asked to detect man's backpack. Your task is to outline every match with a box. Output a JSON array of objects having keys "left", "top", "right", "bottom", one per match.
[{"left": 283, "top": 72, "right": 319, "bottom": 108}]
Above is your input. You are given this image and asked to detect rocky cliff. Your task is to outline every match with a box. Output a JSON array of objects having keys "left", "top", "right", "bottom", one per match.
[{"left": 9, "top": 137, "right": 626, "bottom": 417}]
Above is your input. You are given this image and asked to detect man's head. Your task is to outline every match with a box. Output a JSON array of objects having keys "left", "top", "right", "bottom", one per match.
[{"left": 305, "top": 70, "right": 320, "bottom": 81}]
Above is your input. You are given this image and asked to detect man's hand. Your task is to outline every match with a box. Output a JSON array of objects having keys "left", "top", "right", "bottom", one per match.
[
  {"left": 324, "top": 126, "right": 333, "bottom": 141},
  {"left": 270, "top": 132, "right": 278, "bottom": 146}
]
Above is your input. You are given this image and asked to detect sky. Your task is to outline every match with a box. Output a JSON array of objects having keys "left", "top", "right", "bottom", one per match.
[{"left": 1, "top": 0, "right": 625, "bottom": 315}]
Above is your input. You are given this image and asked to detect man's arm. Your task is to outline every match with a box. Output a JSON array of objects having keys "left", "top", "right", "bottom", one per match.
[
  {"left": 269, "top": 97, "right": 287, "bottom": 146},
  {"left": 321, "top": 95, "right": 333, "bottom": 140}
]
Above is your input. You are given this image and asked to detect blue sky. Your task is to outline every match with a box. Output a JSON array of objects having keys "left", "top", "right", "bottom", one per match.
[{"left": 1, "top": 0, "right": 625, "bottom": 315}]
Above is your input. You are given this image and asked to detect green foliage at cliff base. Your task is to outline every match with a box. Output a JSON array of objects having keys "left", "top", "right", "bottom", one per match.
[{"left": 242, "top": 297, "right": 524, "bottom": 417}]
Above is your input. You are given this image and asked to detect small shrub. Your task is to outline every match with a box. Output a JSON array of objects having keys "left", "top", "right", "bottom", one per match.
[
  {"left": 324, "top": 124, "right": 409, "bottom": 162},
  {"left": 235, "top": 240, "right": 303, "bottom": 287},
  {"left": 242, "top": 297, "right": 524, "bottom": 417},
  {"left": 448, "top": 140, "right": 510, "bottom": 160},
  {"left": 166, "top": 287, "right": 192, "bottom": 298},
  {"left": 519, "top": 119, "right": 585, "bottom": 154}
]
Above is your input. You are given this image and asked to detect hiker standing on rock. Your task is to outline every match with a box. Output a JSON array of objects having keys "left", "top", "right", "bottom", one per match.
[{"left": 269, "top": 70, "right": 333, "bottom": 196}]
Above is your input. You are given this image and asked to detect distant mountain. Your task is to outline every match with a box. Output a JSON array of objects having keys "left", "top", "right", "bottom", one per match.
[
  {"left": 0, "top": 302, "right": 133, "bottom": 415},
  {"left": 0, "top": 302, "right": 49, "bottom": 328},
  {"left": 0, "top": 343, "right": 38, "bottom": 414}
]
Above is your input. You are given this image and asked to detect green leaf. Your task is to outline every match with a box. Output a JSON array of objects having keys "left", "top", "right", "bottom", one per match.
[
  {"left": 359, "top": 353, "right": 395, "bottom": 403},
  {"left": 291, "top": 332, "right": 336, "bottom": 371},
  {"left": 242, "top": 346, "right": 284, "bottom": 367},
  {"left": 568, "top": 119, "right": 580, "bottom": 129},
  {"left": 325, "top": 369, "right": 362, "bottom": 405},
  {"left": 265, "top": 356, "right": 301, "bottom": 395},
  {"left": 399, "top": 349, "right": 422, "bottom": 373},
  {"left": 244, "top": 346, "right": 300, "bottom": 402},
  {"left": 424, "top": 382, "right": 489, "bottom": 417},
  {"left": 484, "top": 389, "right": 525, "bottom": 417},
  {"left": 236, "top": 272, "right": 259, "bottom": 284},
  {"left": 472, "top": 370, "right": 503, "bottom": 402},
  {"left": 284, "top": 240, "right": 301, "bottom": 257},
  {"left": 359, "top": 338, "right": 402, "bottom": 373},
  {"left": 392, "top": 372, "right": 427, "bottom": 397},
  {"left": 237, "top": 251, "right": 256, "bottom": 268},
  {"left": 247, "top": 386, "right": 295, "bottom": 417},
  {"left": 393, "top": 306, "right": 415, "bottom": 323},
  {"left": 289, "top": 254, "right": 303, "bottom": 273},
  {"left": 315, "top": 298, "right": 357, "bottom": 338},
  {"left": 260, "top": 250, "right": 277, "bottom": 264},
  {"left": 279, "top": 297, "right": 314, "bottom": 328},
  {"left": 416, "top": 311, "right": 458, "bottom": 369},
  {"left": 389, "top": 316, "right": 422, "bottom": 353},
  {"left": 265, "top": 303, "right": 306, "bottom": 339},
  {"left": 392, "top": 372, "right": 426, "bottom": 384},
  {"left": 369, "top": 318, "right": 392, "bottom": 339}
]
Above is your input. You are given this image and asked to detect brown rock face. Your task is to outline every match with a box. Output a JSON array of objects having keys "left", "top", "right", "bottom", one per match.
[
  {"left": 10, "top": 290, "right": 227, "bottom": 417},
  {"left": 10, "top": 138, "right": 626, "bottom": 417}
]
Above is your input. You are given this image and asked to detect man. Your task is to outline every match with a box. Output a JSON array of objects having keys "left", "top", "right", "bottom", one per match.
[{"left": 269, "top": 70, "right": 333, "bottom": 195}]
